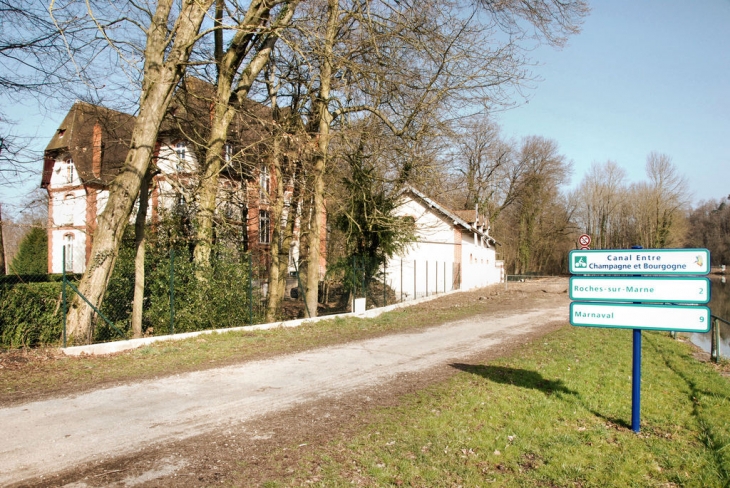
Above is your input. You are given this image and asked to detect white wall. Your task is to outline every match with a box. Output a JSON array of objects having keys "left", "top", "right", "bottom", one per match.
[
  {"left": 387, "top": 193, "right": 503, "bottom": 299},
  {"left": 461, "top": 235, "right": 499, "bottom": 290},
  {"left": 50, "top": 190, "right": 86, "bottom": 228},
  {"left": 387, "top": 196, "right": 460, "bottom": 299},
  {"left": 49, "top": 158, "right": 82, "bottom": 188},
  {"left": 156, "top": 140, "right": 199, "bottom": 175}
]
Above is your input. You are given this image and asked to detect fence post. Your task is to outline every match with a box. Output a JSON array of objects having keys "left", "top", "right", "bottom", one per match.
[
  {"left": 414, "top": 260, "right": 417, "bottom": 300},
  {"left": 713, "top": 317, "right": 721, "bottom": 363},
  {"left": 400, "top": 259, "right": 403, "bottom": 303},
  {"left": 383, "top": 258, "right": 387, "bottom": 306},
  {"left": 169, "top": 248, "right": 175, "bottom": 335},
  {"left": 248, "top": 253, "right": 253, "bottom": 324},
  {"left": 444, "top": 261, "right": 446, "bottom": 292},
  {"left": 62, "top": 247, "right": 67, "bottom": 348},
  {"left": 426, "top": 259, "right": 428, "bottom": 296},
  {"left": 436, "top": 261, "right": 438, "bottom": 294},
  {"left": 362, "top": 256, "right": 366, "bottom": 306}
]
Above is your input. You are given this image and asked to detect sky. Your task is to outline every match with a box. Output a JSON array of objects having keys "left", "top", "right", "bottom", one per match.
[
  {"left": 495, "top": 0, "right": 730, "bottom": 204},
  {"left": 3, "top": 0, "right": 730, "bottom": 217}
]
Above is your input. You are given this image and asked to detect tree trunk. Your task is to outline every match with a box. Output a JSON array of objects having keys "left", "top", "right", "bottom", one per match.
[
  {"left": 265, "top": 151, "right": 285, "bottom": 322},
  {"left": 0, "top": 205, "right": 5, "bottom": 275},
  {"left": 65, "top": 0, "right": 214, "bottom": 343},
  {"left": 264, "top": 69, "right": 286, "bottom": 321},
  {"left": 192, "top": 1, "right": 297, "bottom": 275},
  {"left": 304, "top": 0, "right": 337, "bottom": 318},
  {"left": 131, "top": 171, "right": 152, "bottom": 338}
]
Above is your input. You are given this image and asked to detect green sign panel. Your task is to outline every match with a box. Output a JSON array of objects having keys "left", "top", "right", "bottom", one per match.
[
  {"left": 569, "top": 276, "right": 710, "bottom": 304},
  {"left": 569, "top": 249, "right": 710, "bottom": 275},
  {"left": 570, "top": 302, "right": 711, "bottom": 333}
]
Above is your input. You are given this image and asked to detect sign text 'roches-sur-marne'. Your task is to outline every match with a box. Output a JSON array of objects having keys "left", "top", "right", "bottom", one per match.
[{"left": 569, "top": 276, "right": 710, "bottom": 303}]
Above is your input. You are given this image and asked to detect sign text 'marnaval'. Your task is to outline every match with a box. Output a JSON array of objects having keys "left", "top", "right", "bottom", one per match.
[
  {"left": 570, "top": 302, "right": 711, "bottom": 333},
  {"left": 569, "top": 249, "right": 710, "bottom": 275}
]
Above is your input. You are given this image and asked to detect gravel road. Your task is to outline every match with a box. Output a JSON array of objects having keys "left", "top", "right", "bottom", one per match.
[{"left": 1, "top": 295, "right": 567, "bottom": 486}]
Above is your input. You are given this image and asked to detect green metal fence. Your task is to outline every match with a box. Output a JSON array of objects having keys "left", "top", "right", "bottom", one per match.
[{"left": 2, "top": 249, "right": 464, "bottom": 348}]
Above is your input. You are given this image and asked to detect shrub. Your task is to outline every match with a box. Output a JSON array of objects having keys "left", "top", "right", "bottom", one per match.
[
  {"left": 10, "top": 227, "right": 48, "bottom": 275},
  {"left": 0, "top": 282, "right": 63, "bottom": 348}
]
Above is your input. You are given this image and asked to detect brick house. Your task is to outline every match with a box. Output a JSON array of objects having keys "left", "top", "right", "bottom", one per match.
[{"left": 41, "top": 80, "right": 326, "bottom": 277}]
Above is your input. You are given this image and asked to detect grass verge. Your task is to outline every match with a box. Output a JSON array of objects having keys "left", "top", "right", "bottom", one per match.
[
  {"left": 0, "top": 285, "right": 517, "bottom": 406},
  {"left": 265, "top": 327, "right": 730, "bottom": 487}
]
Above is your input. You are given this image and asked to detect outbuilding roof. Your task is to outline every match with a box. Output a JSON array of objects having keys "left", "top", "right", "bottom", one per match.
[{"left": 397, "top": 184, "right": 499, "bottom": 246}]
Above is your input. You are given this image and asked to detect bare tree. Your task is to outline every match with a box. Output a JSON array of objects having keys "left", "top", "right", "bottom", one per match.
[
  {"left": 496, "top": 136, "right": 571, "bottom": 274},
  {"left": 192, "top": 0, "right": 299, "bottom": 279},
  {"left": 643, "top": 152, "right": 690, "bottom": 248},
  {"left": 685, "top": 197, "right": 730, "bottom": 265},
  {"left": 451, "top": 116, "right": 514, "bottom": 219},
  {"left": 572, "top": 160, "right": 627, "bottom": 249},
  {"left": 280, "top": 0, "right": 587, "bottom": 315},
  {"left": 64, "top": 0, "right": 217, "bottom": 343},
  {"left": 0, "top": 0, "right": 100, "bottom": 187}
]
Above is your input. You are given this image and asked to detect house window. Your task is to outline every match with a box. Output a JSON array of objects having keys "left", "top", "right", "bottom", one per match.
[
  {"left": 175, "top": 142, "right": 186, "bottom": 171},
  {"left": 63, "top": 234, "right": 74, "bottom": 271},
  {"left": 64, "top": 158, "right": 75, "bottom": 185},
  {"left": 259, "top": 209, "right": 270, "bottom": 244},
  {"left": 63, "top": 194, "right": 75, "bottom": 225},
  {"left": 259, "top": 165, "right": 270, "bottom": 202},
  {"left": 223, "top": 143, "right": 233, "bottom": 163}
]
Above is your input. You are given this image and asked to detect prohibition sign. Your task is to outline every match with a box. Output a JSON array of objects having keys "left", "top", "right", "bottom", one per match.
[{"left": 578, "top": 234, "right": 591, "bottom": 247}]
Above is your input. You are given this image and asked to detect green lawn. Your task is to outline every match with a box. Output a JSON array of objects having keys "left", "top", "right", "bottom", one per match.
[{"left": 271, "top": 327, "right": 730, "bottom": 487}]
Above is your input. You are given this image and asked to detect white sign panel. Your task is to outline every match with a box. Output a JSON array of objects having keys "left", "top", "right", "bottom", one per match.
[
  {"left": 569, "top": 249, "right": 710, "bottom": 275},
  {"left": 569, "top": 276, "right": 710, "bottom": 304},
  {"left": 570, "top": 302, "right": 711, "bottom": 332}
]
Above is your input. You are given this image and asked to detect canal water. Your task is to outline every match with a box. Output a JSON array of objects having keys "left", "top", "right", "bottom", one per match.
[{"left": 690, "top": 276, "right": 730, "bottom": 357}]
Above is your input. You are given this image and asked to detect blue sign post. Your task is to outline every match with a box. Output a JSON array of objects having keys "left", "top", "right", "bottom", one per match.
[
  {"left": 631, "top": 245, "right": 643, "bottom": 434},
  {"left": 632, "top": 328, "right": 641, "bottom": 432},
  {"left": 569, "top": 247, "right": 711, "bottom": 433}
]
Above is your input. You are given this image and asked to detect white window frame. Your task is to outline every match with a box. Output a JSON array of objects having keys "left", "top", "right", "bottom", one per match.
[
  {"left": 259, "top": 209, "right": 270, "bottom": 244},
  {"left": 63, "top": 233, "right": 74, "bottom": 271},
  {"left": 259, "top": 165, "right": 270, "bottom": 202},
  {"left": 63, "top": 193, "right": 75, "bottom": 225},
  {"left": 64, "top": 158, "right": 75, "bottom": 185},
  {"left": 175, "top": 141, "right": 187, "bottom": 171}
]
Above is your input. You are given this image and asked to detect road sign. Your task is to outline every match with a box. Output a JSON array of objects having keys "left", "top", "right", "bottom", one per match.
[
  {"left": 570, "top": 302, "right": 711, "bottom": 332},
  {"left": 569, "top": 248, "right": 710, "bottom": 275},
  {"left": 578, "top": 234, "right": 591, "bottom": 247},
  {"left": 580, "top": 245, "right": 590, "bottom": 250},
  {"left": 569, "top": 276, "right": 710, "bottom": 304}
]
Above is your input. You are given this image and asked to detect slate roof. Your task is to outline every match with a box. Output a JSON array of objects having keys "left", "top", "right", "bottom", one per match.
[
  {"left": 41, "top": 77, "right": 284, "bottom": 188},
  {"left": 42, "top": 101, "right": 135, "bottom": 187},
  {"left": 398, "top": 184, "right": 499, "bottom": 246}
]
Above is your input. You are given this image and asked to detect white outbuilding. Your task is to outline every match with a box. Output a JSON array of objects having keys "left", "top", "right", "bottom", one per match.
[{"left": 386, "top": 185, "right": 503, "bottom": 300}]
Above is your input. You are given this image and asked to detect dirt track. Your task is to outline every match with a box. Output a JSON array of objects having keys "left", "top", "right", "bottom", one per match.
[{"left": 1, "top": 281, "right": 570, "bottom": 487}]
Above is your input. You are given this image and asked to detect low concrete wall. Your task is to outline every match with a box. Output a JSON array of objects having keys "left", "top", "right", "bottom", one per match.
[{"left": 61, "top": 289, "right": 459, "bottom": 357}]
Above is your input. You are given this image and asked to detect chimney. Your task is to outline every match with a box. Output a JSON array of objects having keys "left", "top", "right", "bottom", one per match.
[{"left": 92, "top": 122, "right": 102, "bottom": 178}]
